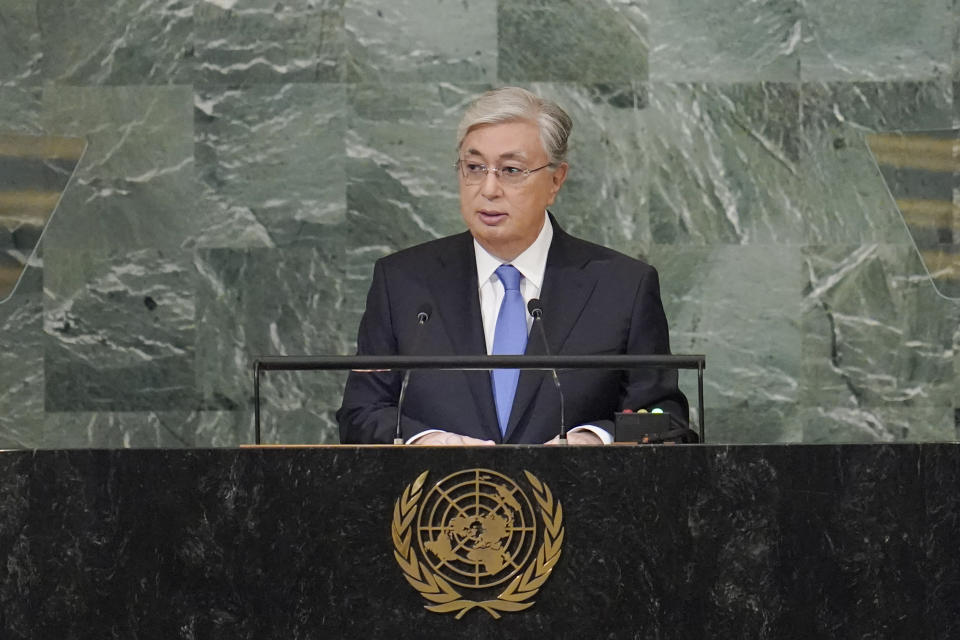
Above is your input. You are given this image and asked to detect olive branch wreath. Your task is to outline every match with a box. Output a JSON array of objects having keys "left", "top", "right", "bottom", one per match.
[{"left": 391, "top": 470, "right": 564, "bottom": 620}]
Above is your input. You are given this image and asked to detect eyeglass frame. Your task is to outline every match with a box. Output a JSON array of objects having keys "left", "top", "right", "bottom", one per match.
[{"left": 453, "top": 158, "right": 556, "bottom": 185}]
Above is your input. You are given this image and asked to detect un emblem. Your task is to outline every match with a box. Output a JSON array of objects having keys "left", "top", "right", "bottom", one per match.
[{"left": 391, "top": 469, "right": 564, "bottom": 619}]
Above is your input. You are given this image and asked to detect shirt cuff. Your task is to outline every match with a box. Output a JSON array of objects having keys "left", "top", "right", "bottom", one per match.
[
  {"left": 567, "top": 424, "right": 613, "bottom": 445},
  {"left": 405, "top": 429, "right": 444, "bottom": 445}
]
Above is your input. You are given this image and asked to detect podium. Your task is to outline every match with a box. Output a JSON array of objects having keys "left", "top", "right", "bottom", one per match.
[{"left": 0, "top": 444, "right": 957, "bottom": 638}]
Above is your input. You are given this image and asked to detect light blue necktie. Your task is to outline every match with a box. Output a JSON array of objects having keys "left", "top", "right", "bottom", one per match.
[{"left": 492, "top": 265, "right": 527, "bottom": 435}]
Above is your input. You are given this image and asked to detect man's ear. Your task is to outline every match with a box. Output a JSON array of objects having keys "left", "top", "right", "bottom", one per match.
[{"left": 551, "top": 162, "right": 569, "bottom": 194}]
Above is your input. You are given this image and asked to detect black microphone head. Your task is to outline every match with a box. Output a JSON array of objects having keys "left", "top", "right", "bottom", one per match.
[
  {"left": 416, "top": 303, "right": 432, "bottom": 324},
  {"left": 527, "top": 298, "right": 543, "bottom": 319}
]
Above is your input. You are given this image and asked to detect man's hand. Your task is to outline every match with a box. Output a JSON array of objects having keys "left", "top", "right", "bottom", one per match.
[
  {"left": 411, "top": 431, "right": 496, "bottom": 446},
  {"left": 544, "top": 431, "right": 603, "bottom": 445}
]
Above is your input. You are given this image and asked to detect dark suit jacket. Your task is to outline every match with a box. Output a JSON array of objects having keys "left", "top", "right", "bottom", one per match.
[{"left": 336, "top": 215, "right": 688, "bottom": 444}]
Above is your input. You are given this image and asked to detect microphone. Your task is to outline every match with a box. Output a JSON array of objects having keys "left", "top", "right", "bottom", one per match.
[
  {"left": 395, "top": 303, "right": 432, "bottom": 444},
  {"left": 527, "top": 298, "right": 567, "bottom": 444}
]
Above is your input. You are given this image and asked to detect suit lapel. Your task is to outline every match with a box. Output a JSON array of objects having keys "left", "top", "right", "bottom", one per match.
[
  {"left": 426, "top": 232, "right": 501, "bottom": 441},
  {"left": 503, "top": 216, "right": 599, "bottom": 441},
  {"left": 427, "top": 233, "right": 485, "bottom": 356},
  {"left": 537, "top": 224, "right": 598, "bottom": 354}
]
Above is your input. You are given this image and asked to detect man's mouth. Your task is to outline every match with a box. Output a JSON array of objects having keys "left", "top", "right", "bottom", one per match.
[{"left": 478, "top": 210, "right": 508, "bottom": 224}]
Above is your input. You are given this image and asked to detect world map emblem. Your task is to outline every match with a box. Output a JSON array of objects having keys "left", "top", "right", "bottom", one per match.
[{"left": 391, "top": 469, "right": 564, "bottom": 619}]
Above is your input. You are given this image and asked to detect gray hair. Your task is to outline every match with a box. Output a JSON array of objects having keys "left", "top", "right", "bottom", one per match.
[{"left": 456, "top": 87, "right": 573, "bottom": 165}]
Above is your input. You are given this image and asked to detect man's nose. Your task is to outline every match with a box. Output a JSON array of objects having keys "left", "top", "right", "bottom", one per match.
[{"left": 480, "top": 169, "right": 502, "bottom": 199}]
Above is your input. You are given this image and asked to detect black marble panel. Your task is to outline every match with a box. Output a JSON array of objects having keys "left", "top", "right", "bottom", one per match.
[
  {"left": 920, "top": 443, "right": 960, "bottom": 638},
  {"left": 0, "top": 445, "right": 957, "bottom": 639}
]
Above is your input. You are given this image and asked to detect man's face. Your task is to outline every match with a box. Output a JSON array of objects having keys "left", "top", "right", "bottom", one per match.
[{"left": 458, "top": 120, "right": 568, "bottom": 262}]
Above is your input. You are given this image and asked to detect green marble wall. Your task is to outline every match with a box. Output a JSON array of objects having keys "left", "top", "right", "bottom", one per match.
[{"left": 0, "top": 0, "right": 957, "bottom": 447}]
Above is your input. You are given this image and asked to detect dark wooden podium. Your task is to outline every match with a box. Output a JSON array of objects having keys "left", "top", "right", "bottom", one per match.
[{"left": 1, "top": 444, "right": 957, "bottom": 639}]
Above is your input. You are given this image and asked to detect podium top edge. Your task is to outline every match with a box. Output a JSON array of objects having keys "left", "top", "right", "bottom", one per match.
[{"left": 253, "top": 354, "right": 707, "bottom": 371}]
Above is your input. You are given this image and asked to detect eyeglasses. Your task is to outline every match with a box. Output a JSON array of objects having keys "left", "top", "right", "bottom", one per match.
[{"left": 454, "top": 159, "right": 554, "bottom": 186}]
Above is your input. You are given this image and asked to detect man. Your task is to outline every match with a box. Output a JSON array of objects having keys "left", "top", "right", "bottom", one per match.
[{"left": 337, "top": 87, "right": 687, "bottom": 445}]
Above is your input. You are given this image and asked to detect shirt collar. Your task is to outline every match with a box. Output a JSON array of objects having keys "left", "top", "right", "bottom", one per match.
[{"left": 474, "top": 212, "right": 553, "bottom": 289}]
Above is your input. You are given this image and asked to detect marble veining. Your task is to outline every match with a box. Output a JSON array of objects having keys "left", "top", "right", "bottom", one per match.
[
  {"left": 0, "top": 288, "right": 44, "bottom": 448},
  {"left": 647, "top": 83, "right": 806, "bottom": 245},
  {"left": 498, "top": 0, "right": 649, "bottom": 83},
  {"left": 0, "top": 1, "right": 959, "bottom": 446},
  {"left": 37, "top": 0, "right": 193, "bottom": 85},
  {"left": 649, "top": 0, "right": 801, "bottom": 82},
  {"left": 345, "top": 0, "right": 496, "bottom": 83},
  {"left": 0, "top": 445, "right": 957, "bottom": 638},
  {"left": 194, "top": 0, "right": 345, "bottom": 84},
  {"left": 43, "top": 249, "right": 198, "bottom": 411},
  {"left": 799, "top": 0, "right": 952, "bottom": 81},
  {"left": 193, "top": 83, "right": 346, "bottom": 248}
]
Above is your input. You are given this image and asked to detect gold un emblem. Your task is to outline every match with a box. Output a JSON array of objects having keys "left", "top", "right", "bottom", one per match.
[{"left": 391, "top": 468, "right": 564, "bottom": 619}]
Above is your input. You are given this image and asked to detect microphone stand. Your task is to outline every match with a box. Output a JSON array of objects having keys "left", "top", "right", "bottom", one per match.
[
  {"left": 528, "top": 300, "right": 566, "bottom": 444},
  {"left": 394, "top": 308, "right": 430, "bottom": 444}
]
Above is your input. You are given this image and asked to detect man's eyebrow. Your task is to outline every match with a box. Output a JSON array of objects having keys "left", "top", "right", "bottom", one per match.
[{"left": 462, "top": 148, "right": 528, "bottom": 160}]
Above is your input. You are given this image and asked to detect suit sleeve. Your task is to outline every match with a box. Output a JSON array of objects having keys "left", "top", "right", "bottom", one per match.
[
  {"left": 563, "top": 263, "right": 688, "bottom": 437},
  {"left": 336, "top": 259, "right": 433, "bottom": 444},
  {"left": 620, "top": 266, "right": 689, "bottom": 423}
]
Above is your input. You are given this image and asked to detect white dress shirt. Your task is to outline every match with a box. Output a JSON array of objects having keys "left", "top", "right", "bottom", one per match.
[
  {"left": 474, "top": 213, "right": 553, "bottom": 354},
  {"left": 408, "top": 213, "right": 612, "bottom": 444}
]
